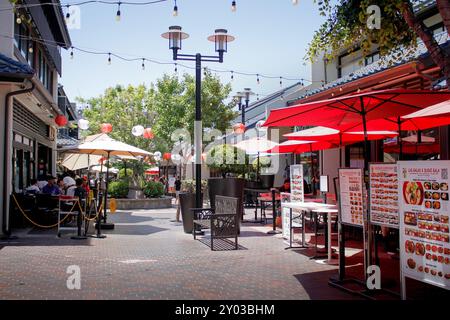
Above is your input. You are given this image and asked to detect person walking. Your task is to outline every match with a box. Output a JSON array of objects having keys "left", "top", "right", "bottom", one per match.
[{"left": 172, "top": 176, "right": 182, "bottom": 223}]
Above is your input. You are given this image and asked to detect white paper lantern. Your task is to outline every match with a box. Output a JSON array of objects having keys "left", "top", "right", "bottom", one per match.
[
  {"left": 256, "top": 120, "right": 266, "bottom": 131},
  {"left": 132, "top": 125, "right": 145, "bottom": 137},
  {"left": 78, "top": 119, "right": 90, "bottom": 130}
]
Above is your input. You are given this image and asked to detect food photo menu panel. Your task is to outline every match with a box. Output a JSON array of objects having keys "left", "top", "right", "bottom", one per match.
[
  {"left": 339, "top": 168, "right": 364, "bottom": 227},
  {"left": 290, "top": 164, "right": 304, "bottom": 203},
  {"left": 369, "top": 163, "right": 399, "bottom": 228},
  {"left": 398, "top": 161, "right": 450, "bottom": 289}
]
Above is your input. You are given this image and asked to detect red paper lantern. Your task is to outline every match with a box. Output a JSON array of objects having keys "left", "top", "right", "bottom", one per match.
[
  {"left": 233, "top": 123, "right": 245, "bottom": 134},
  {"left": 163, "top": 153, "right": 172, "bottom": 161},
  {"left": 55, "top": 114, "right": 68, "bottom": 127},
  {"left": 98, "top": 157, "right": 106, "bottom": 164},
  {"left": 143, "top": 128, "right": 154, "bottom": 139},
  {"left": 101, "top": 123, "right": 113, "bottom": 133}
]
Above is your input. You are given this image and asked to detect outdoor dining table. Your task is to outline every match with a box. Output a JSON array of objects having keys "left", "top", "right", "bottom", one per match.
[
  {"left": 312, "top": 207, "right": 339, "bottom": 264},
  {"left": 282, "top": 201, "right": 336, "bottom": 248}
]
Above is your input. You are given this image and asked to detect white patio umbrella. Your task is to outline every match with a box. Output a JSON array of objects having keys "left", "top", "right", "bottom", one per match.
[
  {"left": 60, "top": 133, "right": 114, "bottom": 171},
  {"left": 234, "top": 137, "right": 279, "bottom": 155},
  {"left": 62, "top": 139, "right": 151, "bottom": 237},
  {"left": 90, "top": 165, "right": 119, "bottom": 174},
  {"left": 402, "top": 99, "right": 450, "bottom": 118},
  {"left": 234, "top": 137, "right": 279, "bottom": 180}
]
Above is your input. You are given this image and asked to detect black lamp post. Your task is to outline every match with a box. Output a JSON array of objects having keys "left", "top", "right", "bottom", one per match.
[
  {"left": 162, "top": 26, "right": 235, "bottom": 208},
  {"left": 242, "top": 88, "right": 254, "bottom": 126}
]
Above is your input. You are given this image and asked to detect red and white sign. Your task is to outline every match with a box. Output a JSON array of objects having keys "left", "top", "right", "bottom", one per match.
[{"left": 398, "top": 160, "right": 450, "bottom": 290}]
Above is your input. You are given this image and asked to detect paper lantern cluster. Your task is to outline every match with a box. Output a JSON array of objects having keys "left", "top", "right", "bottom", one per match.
[
  {"left": 55, "top": 114, "right": 68, "bottom": 127},
  {"left": 101, "top": 123, "right": 113, "bottom": 133}
]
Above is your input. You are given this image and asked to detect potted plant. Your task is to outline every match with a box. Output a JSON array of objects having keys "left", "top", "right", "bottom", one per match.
[
  {"left": 205, "top": 144, "right": 248, "bottom": 228},
  {"left": 252, "top": 156, "right": 275, "bottom": 189}
]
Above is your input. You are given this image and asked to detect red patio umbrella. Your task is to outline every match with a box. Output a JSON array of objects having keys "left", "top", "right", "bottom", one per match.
[
  {"left": 264, "top": 89, "right": 450, "bottom": 164},
  {"left": 284, "top": 127, "right": 398, "bottom": 166},
  {"left": 384, "top": 142, "right": 440, "bottom": 155},
  {"left": 263, "top": 88, "right": 450, "bottom": 270}
]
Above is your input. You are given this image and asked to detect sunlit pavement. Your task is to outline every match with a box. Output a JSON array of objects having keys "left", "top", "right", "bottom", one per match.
[{"left": 0, "top": 206, "right": 358, "bottom": 300}]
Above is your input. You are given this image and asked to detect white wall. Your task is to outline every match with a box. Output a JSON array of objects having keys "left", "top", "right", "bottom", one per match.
[{"left": 320, "top": 148, "right": 341, "bottom": 194}]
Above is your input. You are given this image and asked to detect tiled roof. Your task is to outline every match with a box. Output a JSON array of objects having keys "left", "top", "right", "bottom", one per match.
[
  {"left": 57, "top": 132, "right": 79, "bottom": 147},
  {"left": 290, "top": 32, "right": 449, "bottom": 103},
  {"left": 0, "top": 53, "right": 34, "bottom": 78}
]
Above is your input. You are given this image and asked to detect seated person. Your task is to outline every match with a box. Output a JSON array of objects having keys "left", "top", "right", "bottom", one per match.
[
  {"left": 64, "top": 176, "right": 77, "bottom": 196},
  {"left": 279, "top": 178, "right": 290, "bottom": 193},
  {"left": 303, "top": 179, "right": 312, "bottom": 194},
  {"left": 26, "top": 178, "right": 41, "bottom": 194},
  {"left": 82, "top": 176, "right": 90, "bottom": 194},
  {"left": 42, "top": 176, "right": 61, "bottom": 195},
  {"left": 37, "top": 175, "right": 49, "bottom": 190}
]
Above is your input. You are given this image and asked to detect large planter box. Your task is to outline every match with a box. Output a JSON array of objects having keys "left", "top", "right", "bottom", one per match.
[
  {"left": 179, "top": 192, "right": 203, "bottom": 234},
  {"left": 107, "top": 196, "right": 172, "bottom": 210}
]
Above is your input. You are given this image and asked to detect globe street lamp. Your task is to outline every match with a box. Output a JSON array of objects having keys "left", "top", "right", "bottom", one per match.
[
  {"left": 162, "top": 26, "right": 235, "bottom": 208},
  {"left": 242, "top": 88, "right": 254, "bottom": 127}
]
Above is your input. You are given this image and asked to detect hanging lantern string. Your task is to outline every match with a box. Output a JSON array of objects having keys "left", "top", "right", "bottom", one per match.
[
  {"left": 1, "top": 32, "right": 323, "bottom": 84},
  {"left": 1, "top": 0, "right": 169, "bottom": 11}
]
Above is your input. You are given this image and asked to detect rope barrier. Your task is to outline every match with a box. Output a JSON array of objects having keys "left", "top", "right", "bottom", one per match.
[
  {"left": 12, "top": 194, "right": 80, "bottom": 229},
  {"left": 83, "top": 201, "right": 103, "bottom": 221}
]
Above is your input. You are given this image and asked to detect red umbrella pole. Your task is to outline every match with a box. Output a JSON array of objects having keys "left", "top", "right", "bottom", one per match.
[{"left": 397, "top": 117, "right": 403, "bottom": 161}]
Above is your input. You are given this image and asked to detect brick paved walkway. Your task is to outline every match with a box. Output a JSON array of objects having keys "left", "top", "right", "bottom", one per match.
[{"left": 0, "top": 206, "right": 359, "bottom": 300}]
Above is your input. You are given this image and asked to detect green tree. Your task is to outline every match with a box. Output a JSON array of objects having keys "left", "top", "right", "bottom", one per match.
[
  {"left": 79, "top": 84, "right": 158, "bottom": 151},
  {"left": 79, "top": 72, "right": 237, "bottom": 155},
  {"left": 307, "top": 0, "right": 450, "bottom": 87}
]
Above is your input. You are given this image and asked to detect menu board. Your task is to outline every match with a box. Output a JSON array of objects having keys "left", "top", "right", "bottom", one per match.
[
  {"left": 369, "top": 163, "right": 399, "bottom": 228},
  {"left": 398, "top": 161, "right": 450, "bottom": 290},
  {"left": 339, "top": 168, "right": 364, "bottom": 227},
  {"left": 290, "top": 164, "right": 304, "bottom": 202},
  {"left": 281, "top": 192, "right": 292, "bottom": 241}
]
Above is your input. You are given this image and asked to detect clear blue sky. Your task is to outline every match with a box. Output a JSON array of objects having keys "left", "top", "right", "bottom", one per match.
[{"left": 59, "top": 0, "right": 326, "bottom": 103}]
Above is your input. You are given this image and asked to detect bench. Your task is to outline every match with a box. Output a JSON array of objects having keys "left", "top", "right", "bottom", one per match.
[{"left": 191, "top": 195, "right": 239, "bottom": 250}]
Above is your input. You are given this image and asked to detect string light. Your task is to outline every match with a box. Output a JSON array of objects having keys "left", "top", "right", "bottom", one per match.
[
  {"left": 257, "top": 74, "right": 260, "bottom": 85},
  {"left": 2, "top": 33, "right": 326, "bottom": 85},
  {"left": 173, "top": 0, "right": 178, "bottom": 16},
  {"left": 28, "top": 40, "right": 33, "bottom": 53},
  {"left": 65, "top": 5, "right": 70, "bottom": 21},
  {"left": 116, "top": 2, "right": 121, "bottom": 21},
  {"left": 257, "top": 94, "right": 259, "bottom": 101},
  {"left": 16, "top": 16, "right": 22, "bottom": 24},
  {"left": 70, "top": 47, "right": 74, "bottom": 59},
  {"left": 203, "top": 67, "right": 207, "bottom": 77},
  {"left": 231, "top": 1, "right": 236, "bottom": 12},
  {"left": 142, "top": 58, "right": 145, "bottom": 70},
  {"left": 339, "top": 87, "right": 343, "bottom": 92},
  {"left": 279, "top": 77, "right": 283, "bottom": 87},
  {"left": 174, "top": 63, "right": 178, "bottom": 73},
  {"left": 108, "top": 53, "right": 111, "bottom": 65}
]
